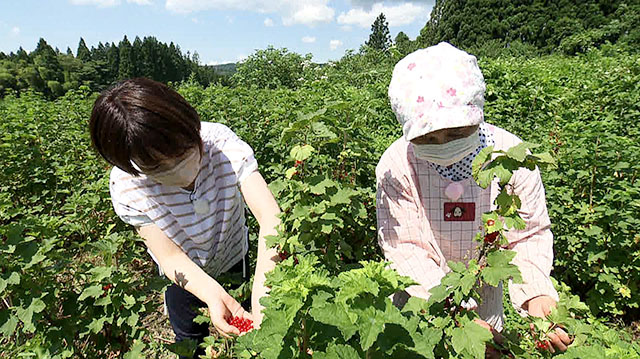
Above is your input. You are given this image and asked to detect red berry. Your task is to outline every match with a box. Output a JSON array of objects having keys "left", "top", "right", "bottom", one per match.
[
  {"left": 226, "top": 316, "right": 254, "bottom": 333},
  {"left": 535, "top": 340, "right": 550, "bottom": 351},
  {"left": 278, "top": 250, "right": 289, "bottom": 261},
  {"left": 484, "top": 231, "right": 499, "bottom": 244},
  {"left": 487, "top": 219, "right": 495, "bottom": 226}
]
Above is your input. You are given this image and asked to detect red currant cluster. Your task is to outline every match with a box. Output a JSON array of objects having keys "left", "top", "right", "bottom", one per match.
[
  {"left": 535, "top": 340, "right": 550, "bottom": 351},
  {"left": 484, "top": 219, "right": 500, "bottom": 244},
  {"left": 277, "top": 250, "right": 299, "bottom": 265},
  {"left": 101, "top": 283, "right": 113, "bottom": 297},
  {"left": 484, "top": 231, "right": 499, "bottom": 244},
  {"left": 277, "top": 250, "right": 290, "bottom": 261},
  {"left": 226, "top": 316, "right": 253, "bottom": 333}
]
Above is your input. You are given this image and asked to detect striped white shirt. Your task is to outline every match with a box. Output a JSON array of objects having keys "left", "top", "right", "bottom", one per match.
[{"left": 109, "top": 122, "right": 258, "bottom": 278}]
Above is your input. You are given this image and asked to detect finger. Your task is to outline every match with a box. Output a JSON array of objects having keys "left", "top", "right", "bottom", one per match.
[
  {"left": 240, "top": 310, "right": 255, "bottom": 322},
  {"left": 548, "top": 332, "right": 567, "bottom": 352},
  {"left": 546, "top": 340, "right": 555, "bottom": 354},
  {"left": 214, "top": 320, "right": 241, "bottom": 338},
  {"left": 555, "top": 328, "right": 572, "bottom": 345}
]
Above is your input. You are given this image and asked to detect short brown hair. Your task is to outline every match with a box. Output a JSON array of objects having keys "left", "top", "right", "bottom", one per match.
[{"left": 89, "top": 78, "right": 202, "bottom": 176}]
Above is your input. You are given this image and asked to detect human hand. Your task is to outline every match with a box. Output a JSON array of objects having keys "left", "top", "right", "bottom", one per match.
[
  {"left": 523, "top": 295, "right": 572, "bottom": 352},
  {"left": 207, "top": 291, "right": 254, "bottom": 338}
]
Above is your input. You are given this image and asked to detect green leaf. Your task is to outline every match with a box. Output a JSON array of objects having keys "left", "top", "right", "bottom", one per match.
[
  {"left": 165, "top": 338, "right": 198, "bottom": 357},
  {"left": 123, "top": 339, "right": 146, "bottom": 359},
  {"left": 87, "top": 317, "right": 109, "bottom": 334},
  {"left": 123, "top": 294, "right": 136, "bottom": 308},
  {"left": 290, "top": 144, "right": 314, "bottom": 161},
  {"left": 309, "top": 176, "right": 336, "bottom": 195},
  {"left": 314, "top": 344, "right": 361, "bottom": 359},
  {"left": 126, "top": 312, "right": 139, "bottom": 327},
  {"left": 0, "top": 272, "right": 20, "bottom": 296},
  {"left": 285, "top": 167, "right": 297, "bottom": 179},
  {"left": 450, "top": 319, "right": 492, "bottom": 359},
  {"left": 310, "top": 302, "right": 358, "bottom": 341},
  {"left": 410, "top": 327, "right": 442, "bottom": 359},
  {"left": 481, "top": 250, "right": 522, "bottom": 286},
  {"left": 0, "top": 313, "right": 18, "bottom": 337},
  {"left": 79, "top": 285, "right": 104, "bottom": 301},
  {"left": 472, "top": 146, "right": 494, "bottom": 177},
  {"left": 193, "top": 314, "right": 211, "bottom": 325},
  {"left": 88, "top": 266, "right": 113, "bottom": 282},
  {"left": 356, "top": 306, "right": 387, "bottom": 351},
  {"left": 506, "top": 142, "right": 538, "bottom": 162},
  {"left": 16, "top": 298, "right": 46, "bottom": 333},
  {"left": 330, "top": 188, "right": 354, "bottom": 206},
  {"left": 310, "top": 121, "right": 337, "bottom": 140}
]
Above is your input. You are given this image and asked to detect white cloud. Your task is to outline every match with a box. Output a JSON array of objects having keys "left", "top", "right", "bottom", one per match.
[
  {"left": 236, "top": 54, "right": 247, "bottom": 62},
  {"left": 264, "top": 17, "right": 274, "bottom": 27},
  {"left": 337, "top": 2, "right": 430, "bottom": 28},
  {"left": 302, "top": 36, "right": 316, "bottom": 43},
  {"left": 165, "top": 0, "right": 335, "bottom": 26},
  {"left": 349, "top": 0, "right": 434, "bottom": 10},
  {"left": 282, "top": 3, "right": 334, "bottom": 26},
  {"left": 329, "top": 39, "right": 343, "bottom": 50},
  {"left": 127, "top": 0, "right": 152, "bottom": 4},
  {"left": 191, "top": 17, "right": 199, "bottom": 23},
  {"left": 340, "top": 25, "right": 352, "bottom": 32},
  {"left": 10, "top": 27, "right": 20, "bottom": 36}
]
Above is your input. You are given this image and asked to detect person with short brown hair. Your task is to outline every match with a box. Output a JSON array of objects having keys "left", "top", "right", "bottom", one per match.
[{"left": 90, "top": 78, "right": 280, "bottom": 359}]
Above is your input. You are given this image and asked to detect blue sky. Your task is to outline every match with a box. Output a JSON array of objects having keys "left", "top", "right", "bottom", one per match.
[{"left": 0, "top": 0, "right": 434, "bottom": 64}]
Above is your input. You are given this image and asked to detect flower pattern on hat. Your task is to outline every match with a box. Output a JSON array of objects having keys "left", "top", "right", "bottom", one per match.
[{"left": 388, "top": 42, "right": 486, "bottom": 141}]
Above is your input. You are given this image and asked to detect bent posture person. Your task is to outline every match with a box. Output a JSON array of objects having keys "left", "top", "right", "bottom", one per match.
[
  {"left": 89, "top": 78, "right": 280, "bottom": 359},
  {"left": 376, "top": 43, "right": 571, "bottom": 353}
]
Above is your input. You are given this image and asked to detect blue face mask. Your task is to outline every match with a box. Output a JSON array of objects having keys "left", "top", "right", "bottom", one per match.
[{"left": 412, "top": 129, "right": 481, "bottom": 166}]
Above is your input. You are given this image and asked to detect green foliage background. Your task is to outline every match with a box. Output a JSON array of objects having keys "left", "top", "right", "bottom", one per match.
[
  {"left": 1, "top": 44, "right": 638, "bottom": 357},
  {"left": 1, "top": 0, "right": 640, "bottom": 355}
]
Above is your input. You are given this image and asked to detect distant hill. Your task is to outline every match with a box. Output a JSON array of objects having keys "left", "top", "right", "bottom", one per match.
[{"left": 211, "top": 63, "right": 237, "bottom": 77}]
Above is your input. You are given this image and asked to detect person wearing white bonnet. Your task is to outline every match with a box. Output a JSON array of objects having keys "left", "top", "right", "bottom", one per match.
[{"left": 376, "top": 42, "right": 571, "bottom": 352}]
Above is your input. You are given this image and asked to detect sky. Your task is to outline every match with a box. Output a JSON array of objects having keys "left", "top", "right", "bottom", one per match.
[{"left": 0, "top": 0, "right": 434, "bottom": 64}]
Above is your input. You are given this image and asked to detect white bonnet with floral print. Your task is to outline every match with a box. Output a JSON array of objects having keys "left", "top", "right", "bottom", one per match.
[{"left": 388, "top": 42, "right": 486, "bottom": 141}]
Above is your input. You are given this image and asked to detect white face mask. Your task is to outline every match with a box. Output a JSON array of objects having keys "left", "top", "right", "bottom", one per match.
[
  {"left": 412, "top": 129, "right": 481, "bottom": 167},
  {"left": 145, "top": 148, "right": 201, "bottom": 188}
]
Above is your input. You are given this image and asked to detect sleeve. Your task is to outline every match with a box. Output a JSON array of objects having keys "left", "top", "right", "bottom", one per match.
[
  {"left": 376, "top": 158, "right": 447, "bottom": 300},
  {"left": 109, "top": 176, "right": 153, "bottom": 228},
  {"left": 213, "top": 124, "right": 259, "bottom": 184},
  {"left": 504, "top": 165, "right": 560, "bottom": 312}
]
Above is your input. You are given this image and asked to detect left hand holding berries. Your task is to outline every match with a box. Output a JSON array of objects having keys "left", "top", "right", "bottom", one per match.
[{"left": 523, "top": 295, "right": 572, "bottom": 352}]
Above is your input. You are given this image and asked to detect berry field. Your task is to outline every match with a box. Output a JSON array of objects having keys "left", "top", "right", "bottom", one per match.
[{"left": 1, "top": 47, "right": 639, "bottom": 358}]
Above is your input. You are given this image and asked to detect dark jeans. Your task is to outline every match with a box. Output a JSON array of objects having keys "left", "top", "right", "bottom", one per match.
[{"left": 165, "top": 254, "right": 250, "bottom": 359}]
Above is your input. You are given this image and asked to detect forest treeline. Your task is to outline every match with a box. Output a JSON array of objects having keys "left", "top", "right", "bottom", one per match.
[{"left": 0, "top": 35, "right": 225, "bottom": 98}]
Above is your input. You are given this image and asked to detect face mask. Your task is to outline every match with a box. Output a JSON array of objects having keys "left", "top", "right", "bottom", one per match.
[
  {"left": 412, "top": 129, "right": 480, "bottom": 166},
  {"left": 145, "top": 148, "right": 201, "bottom": 188}
]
